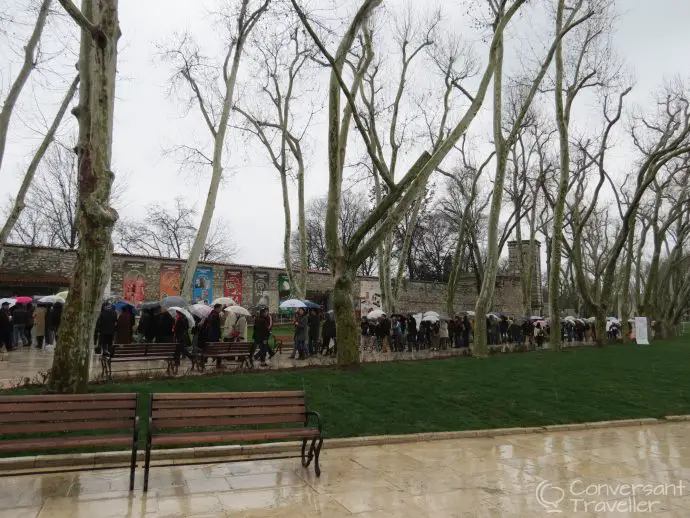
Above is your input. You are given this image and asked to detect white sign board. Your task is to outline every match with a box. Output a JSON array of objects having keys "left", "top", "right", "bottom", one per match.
[{"left": 635, "top": 316, "right": 649, "bottom": 345}]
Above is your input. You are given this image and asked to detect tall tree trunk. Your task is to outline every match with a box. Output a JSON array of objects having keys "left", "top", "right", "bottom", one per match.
[
  {"left": 180, "top": 3, "right": 266, "bottom": 298},
  {"left": 549, "top": 0, "right": 567, "bottom": 351},
  {"left": 279, "top": 169, "right": 300, "bottom": 298},
  {"left": 0, "top": 0, "right": 52, "bottom": 173},
  {"left": 297, "top": 154, "right": 307, "bottom": 299},
  {"left": 0, "top": 75, "right": 79, "bottom": 265},
  {"left": 394, "top": 194, "right": 422, "bottom": 308},
  {"left": 620, "top": 224, "right": 635, "bottom": 343},
  {"left": 333, "top": 259, "right": 359, "bottom": 366},
  {"left": 473, "top": 27, "right": 505, "bottom": 359},
  {"left": 50, "top": 0, "right": 119, "bottom": 393}
]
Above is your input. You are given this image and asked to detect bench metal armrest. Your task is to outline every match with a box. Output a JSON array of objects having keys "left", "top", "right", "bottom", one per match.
[{"left": 305, "top": 410, "right": 323, "bottom": 434}]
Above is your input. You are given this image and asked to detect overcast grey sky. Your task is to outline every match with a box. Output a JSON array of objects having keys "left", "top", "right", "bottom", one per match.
[{"left": 1, "top": 0, "right": 689, "bottom": 268}]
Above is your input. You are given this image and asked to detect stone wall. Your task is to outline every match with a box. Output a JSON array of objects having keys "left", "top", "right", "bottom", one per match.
[{"left": 0, "top": 244, "right": 535, "bottom": 316}]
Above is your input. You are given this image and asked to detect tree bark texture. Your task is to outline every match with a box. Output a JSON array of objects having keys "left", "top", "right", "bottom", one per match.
[{"left": 50, "top": 0, "right": 119, "bottom": 393}]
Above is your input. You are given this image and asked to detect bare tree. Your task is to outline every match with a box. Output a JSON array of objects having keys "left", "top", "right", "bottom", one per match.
[
  {"left": 564, "top": 81, "right": 690, "bottom": 344},
  {"left": 234, "top": 20, "right": 315, "bottom": 298},
  {"left": 114, "top": 198, "right": 237, "bottom": 262},
  {"left": 292, "top": 0, "right": 528, "bottom": 366},
  {"left": 0, "top": 0, "right": 52, "bottom": 174},
  {"left": 549, "top": 0, "right": 616, "bottom": 348},
  {"left": 0, "top": 75, "right": 79, "bottom": 262},
  {"left": 291, "top": 192, "right": 376, "bottom": 276},
  {"left": 472, "top": 0, "right": 594, "bottom": 358},
  {"left": 50, "top": 0, "right": 120, "bottom": 393},
  {"left": 163, "top": 0, "right": 271, "bottom": 299}
]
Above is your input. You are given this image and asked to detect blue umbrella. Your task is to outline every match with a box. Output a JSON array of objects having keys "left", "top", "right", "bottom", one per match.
[
  {"left": 302, "top": 300, "right": 320, "bottom": 309},
  {"left": 114, "top": 300, "right": 138, "bottom": 314}
]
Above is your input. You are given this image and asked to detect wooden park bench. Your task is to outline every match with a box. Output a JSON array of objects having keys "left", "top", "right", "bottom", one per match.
[
  {"left": 102, "top": 343, "right": 181, "bottom": 379},
  {"left": 0, "top": 393, "right": 140, "bottom": 490},
  {"left": 143, "top": 390, "right": 324, "bottom": 491},
  {"left": 195, "top": 341, "right": 253, "bottom": 370}
]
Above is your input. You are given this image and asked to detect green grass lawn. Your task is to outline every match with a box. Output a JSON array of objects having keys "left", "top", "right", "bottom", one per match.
[{"left": 5, "top": 336, "right": 690, "bottom": 452}]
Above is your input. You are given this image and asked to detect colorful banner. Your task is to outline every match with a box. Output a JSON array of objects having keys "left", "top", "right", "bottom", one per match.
[
  {"left": 252, "top": 271, "right": 270, "bottom": 307},
  {"left": 192, "top": 266, "right": 213, "bottom": 304},
  {"left": 122, "top": 261, "right": 146, "bottom": 305},
  {"left": 160, "top": 264, "right": 181, "bottom": 299},
  {"left": 224, "top": 270, "right": 243, "bottom": 305},
  {"left": 360, "top": 279, "right": 382, "bottom": 316}
]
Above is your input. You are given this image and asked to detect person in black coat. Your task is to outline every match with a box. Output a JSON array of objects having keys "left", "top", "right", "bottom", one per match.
[
  {"left": 253, "top": 308, "right": 272, "bottom": 366},
  {"left": 322, "top": 312, "right": 336, "bottom": 356},
  {"left": 462, "top": 316, "right": 471, "bottom": 348},
  {"left": 173, "top": 312, "right": 193, "bottom": 369},
  {"left": 96, "top": 303, "right": 118, "bottom": 354},
  {"left": 407, "top": 315, "right": 417, "bottom": 352},
  {"left": 51, "top": 303, "right": 63, "bottom": 343},
  {"left": 308, "top": 309, "right": 320, "bottom": 355},
  {"left": 0, "top": 302, "right": 13, "bottom": 351},
  {"left": 206, "top": 304, "right": 222, "bottom": 343},
  {"left": 157, "top": 311, "right": 174, "bottom": 343}
]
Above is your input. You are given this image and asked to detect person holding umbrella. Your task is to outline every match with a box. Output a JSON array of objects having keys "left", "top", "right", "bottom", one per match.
[
  {"left": 116, "top": 305, "right": 135, "bottom": 345},
  {"left": 252, "top": 307, "right": 272, "bottom": 366},
  {"left": 96, "top": 302, "right": 118, "bottom": 355}
]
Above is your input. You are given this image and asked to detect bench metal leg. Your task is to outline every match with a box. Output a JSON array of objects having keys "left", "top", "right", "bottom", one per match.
[
  {"left": 313, "top": 438, "right": 323, "bottom": 477},
  {"left": 143, "top": 441, "right": 151, "bottom": 492},
  {"left": 129, "top": 439, "right": 138, "bottom": 491},
  {"left": 301, "top": 439, "right": 313, "bottom": 467}
]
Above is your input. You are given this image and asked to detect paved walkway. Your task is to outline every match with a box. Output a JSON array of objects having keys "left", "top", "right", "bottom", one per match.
[
  {"left": 0, "top": 423, "right": 688, "bottom": 517},
  {"left": 0, "top": 345, "right": 479, "bottom": 387}
]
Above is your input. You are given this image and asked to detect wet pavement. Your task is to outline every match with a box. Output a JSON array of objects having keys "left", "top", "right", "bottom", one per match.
[
  {"left": 0, "top": 423, "right": 688, "bottom": 517},
  {"left": 0, "top": 344, "right": 479, "bottom": 387}
]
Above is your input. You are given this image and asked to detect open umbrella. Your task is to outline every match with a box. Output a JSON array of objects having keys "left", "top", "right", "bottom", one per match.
[
  {"left": 113, "top": 300, "right": 137, "bottom": 314},
  {"left": 189, "top": 303, "right": 213, "bottom": 319},
  {"left": 14, "top": 296, "right": 33, "bottom": 304},
  {"left": 302, "top": 300, "right": 320, "bottom": 309},
  {"left": 367, "top": 309, "right": 385, "bottom": 320},
  {"left": 211, "top": 297, "right": 235, "bottom": 307},
  {"left": 224, "top": 305, "right": 251, "bottom": 317},
  {"left": 140, "top": 301, "right": 161, "bottom": 311},
  {"left": 0, "top": 298, "right": 16, "bottom": 308},
  {"left": 55, "top": 291, "right": 69, "bottom": 300},
  {"left": 167, "top": 306, "right": 194, "bottom": 327},
  {"left": 422, "top": 313, "right": 440, "bottom": 322},
  {"left": 161, "top": 296, "right": 188, "bottom": 308},
  {"left": 38, "top": 295, "right": 65, "bottom": 305},
  {"left": 280, "top": 298, "right": 306, "bottom": 309}
]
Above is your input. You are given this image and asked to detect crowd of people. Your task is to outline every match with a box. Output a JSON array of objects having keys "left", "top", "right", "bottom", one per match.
[
  {"left": 0, "top": 300, "right": 62, "bottom": 351},
  {"left": 361, "top": 314, "right": 474, "bottom": 352},
  {"left": 289, "top": 308, "right": 336, "bottom": 360}
]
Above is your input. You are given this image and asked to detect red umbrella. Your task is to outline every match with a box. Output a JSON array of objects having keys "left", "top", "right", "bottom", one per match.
[{"left": 14, "top": 296, "right": 33, "bottom": 304}]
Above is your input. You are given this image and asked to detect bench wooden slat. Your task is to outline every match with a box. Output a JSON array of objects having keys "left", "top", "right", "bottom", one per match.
[
  {"left": 153, "top": 397, "right": 306, "bottom": 409},
  {"left": 0, "top": 400, "right": 136, "bottom": 413},
  {"left": 0, "top": 409, "right": 137, "bottom": 423},
  {"left": 0, "top": 434, "right": 134, "bottom": 452},
  {"left": 0, "top": 418, "right": 135, "bottom": 435},
  {"left": 153, "top": 427, "right": 320, "bottom": 447},
  {"left": 153, "top": 414, "right": 306, "bottom": 430},
  {"left": 0, "top": 393, "right": 135, "bottom": 403},
  {"left": 153, "top": 391, "right": 305, "bottom": 400},
  {"left": 153, "top": 405, "right": 306, "bottom": 420}
]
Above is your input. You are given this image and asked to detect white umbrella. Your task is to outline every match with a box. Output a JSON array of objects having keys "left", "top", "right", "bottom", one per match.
[
  {"left": 56, "top": 290, "right": 69, "bottom": 300},
  {"left": 167, "top": 306, "right": 195, "bottom": 327},
  {"left": 280, "top": 298, "right": 306, "bottom": 309},
  {"left": 367, "top": 309, "right": 385, "bottom": 320},
  {"left": 189, "top": 304, "right": 212, "bottom": 319},
  {"left": 212, "top": 297, "right": 235, "bottom": 307},
  {"left": 563, "top": 315, "right": 576, "bottom": 322},
  {"left": 423, "top": 311, "right": 439, "bottom": 317},
  {"left": 0, "top": 298, "right": 16, "bottom": 308},
  {"left": 606, "top": 316, "right": 620, "bottom": 323},
  {"left": 39, "top": 295, "right": 66, "bottom": 304},
  {"left": 422, "top": 313, "right": 439, "bottom": 322},
  {"left": 224, "top": 305, "right": 251, "bottom": 317}
]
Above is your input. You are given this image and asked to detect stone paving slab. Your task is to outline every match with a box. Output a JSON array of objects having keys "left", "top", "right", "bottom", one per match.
[{"left": 0, "top": 423, "right": 688, "bottom": 517}]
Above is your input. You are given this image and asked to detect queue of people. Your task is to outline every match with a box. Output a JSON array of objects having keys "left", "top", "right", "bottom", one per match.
[
  {"left": 290, "top": 308, "right": 336, "bottom": 360},
  {"left": 0, "top": 300, "right": 62, "bottom": 351},
  {"left": 361, "top": 314, "right": 474, "bottom": 352}
]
